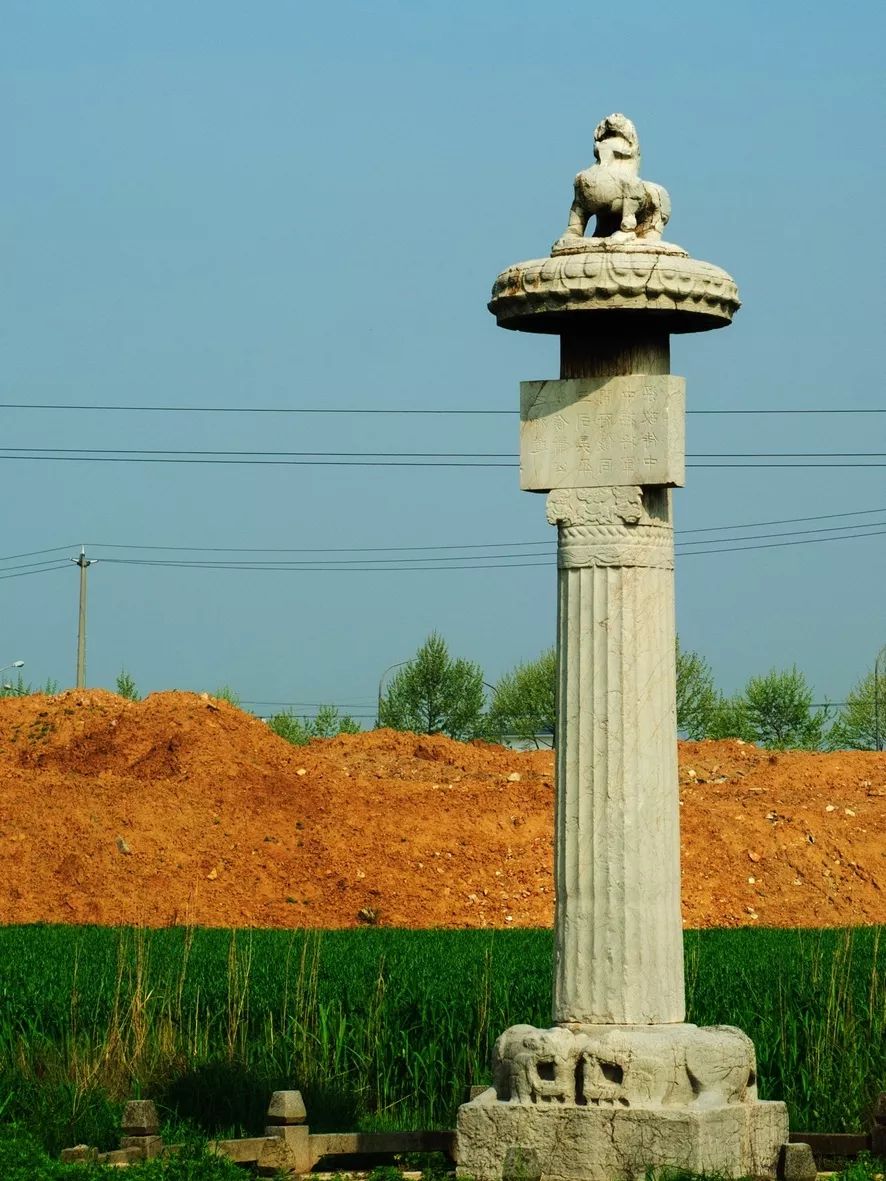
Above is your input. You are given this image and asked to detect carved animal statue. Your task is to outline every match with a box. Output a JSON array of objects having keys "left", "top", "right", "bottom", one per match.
[
  {"left": 684, "top": 1025, "right": 758, "bottom": 1108},
  {"left": 580, "top": 1036, "right": 670, "bottom": 1107},
  {"left": 492, "top": 1023, "right": 757, "bottom": 1110},
  {"left": 493, "top": 1025, "right": 583, "bottom": 1104},
  {"left": 557, "top": 113, "right": 671, "bottom": 245}
]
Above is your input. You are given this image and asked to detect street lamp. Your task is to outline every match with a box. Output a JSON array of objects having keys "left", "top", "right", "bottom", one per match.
[
  {"left": 0, "top": 660, "right": 24, "bottom": 693},
  {"left": 376, "top": 660, "right": 409, "bottom": 727}
]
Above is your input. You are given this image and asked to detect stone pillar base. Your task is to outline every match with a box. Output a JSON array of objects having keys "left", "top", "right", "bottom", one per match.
[
  {"left": 456, "top": 1094, "right": 788, "bottom": 1181},
  {"left": 456, "top": 1023, "right": 788, "bottom": 1180}
]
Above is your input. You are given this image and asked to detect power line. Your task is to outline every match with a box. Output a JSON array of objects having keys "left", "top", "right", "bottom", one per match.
[
  {"left": 0, "top": 454, "right": 516, "bottom": 468},
  {"left": 675, "top": 527, "right": 886, "bottom": 557},
  {"left": 689, "top": 463, "right": 886, "bottom": 469},
  {"left": 0, "top": 403, "right": 515, "bottom": 415},
  {"left": 0, "top": 401, "right": 883, "bottom": 416},
  {"left": 689, "top": 409, "right": 885, "bottom": 415},
  {"left": 2, "top": 510, "right": 882, "bottom": 570},
  {"left": 66, "top": 527, "right": 886, "bottom": 571},
  {"left": 100, "top": 553, "right": 552, "bottom": 568},
  {"left": 84, "top": 539, "right": 554, "bottom": 555},
  {"left": 70, "top": 506, "right": 886, "bottom": 555},
  {"left": 260, "top": 713, "right": 378, "bottom": 720},
  {"left": 0, "top": 525, "right": 879, "bottom": 589},
  {"left": 0, "top": 544, "right": 80, "bottom": 562},
  {"left": 95, "top": 519, "right": 886, "bottom": 567},
  {"left": 0, "top": 447, "right": 884, "bottom": 459},
  {"left": 0, "top": 558, "right": 79, "bottom": 575},
  {"left": 0, "top": 454, "right": 883, "bottom": 469},
  {"left": 241, "top": 700, "right": 375, "bottom": 708},
  {"left": 0, "top": 447, "right": 515, "bottom": 458},
  {"left": 677, "top": 519, "right": 886, "bottom": 548},
  {"left": 98, "top": 557, "right": 555, "bottom": 572},
  {"left": 0, "top": 562, "right": 70, "bottom": 581},
  {"left": 679, "top": 506, "right": 886, "bottom": 534},
  {"left": 691, "top": 453, "right": 886, "bottom": 459}
]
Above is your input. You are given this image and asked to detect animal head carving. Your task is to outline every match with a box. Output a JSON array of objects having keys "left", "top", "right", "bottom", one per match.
[{"left": 593, "top": 114, "right": 640, "bottom": 166}]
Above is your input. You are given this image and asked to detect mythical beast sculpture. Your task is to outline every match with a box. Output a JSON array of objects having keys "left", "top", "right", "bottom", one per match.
[{"left": 553, "top": 113, "right": 671, "bottom": 251}]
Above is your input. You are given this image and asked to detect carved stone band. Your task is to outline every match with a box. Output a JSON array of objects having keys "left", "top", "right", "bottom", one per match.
[
  {"left": 546, "top": 486, "right": 671, "bottom": 530},
  {"left": 490, "top": 251, "right": 739, "bottom": 334},
  {"left": 558, "top": 524, "right": 673, "bottom": 570},
  {"left": 492, "top": 1023, "right": 758, "bottom": 1110}
]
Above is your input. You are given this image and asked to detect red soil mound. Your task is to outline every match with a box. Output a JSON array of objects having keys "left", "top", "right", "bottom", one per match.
[{"left": 0, "top": 690, "right": 883, "bottom": 928}]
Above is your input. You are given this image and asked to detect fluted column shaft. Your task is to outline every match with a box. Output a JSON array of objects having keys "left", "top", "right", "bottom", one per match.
[
  {"left": 545, "top": 332, "right": 684, "bottom": 1027},
  {"left": 550, "top": 486, "right": 683, "bottom": 1024}
]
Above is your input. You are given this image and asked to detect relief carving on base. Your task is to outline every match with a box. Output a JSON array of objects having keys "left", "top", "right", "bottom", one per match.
[{"left": 492, "top": 1024, "right": 757, "bottom": 1111}]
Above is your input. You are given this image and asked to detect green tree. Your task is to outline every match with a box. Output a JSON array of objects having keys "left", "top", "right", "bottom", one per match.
[
  {"left": 486, "top": 648, "right": 556, "bottom": 746},
  {"left": 706, "top": 693, "right": 755, "bottom": 742},
  {"left": 268, "top": 704, "right": 361, "bottom": 745},
  {"left": 741, "top": 666, "right": 827, "bottom": 749},
  {"left": 115, "top": 668, "right": 140, "bottom": 701},
  {"left": 675, "top": 641, "right": 719, "bottom": 739},
  {"left": 828, "top": 663, "right": 884, "bottom": 750},
  {"left": 378, "top": 632, "right": 486, "bottom": 740}
]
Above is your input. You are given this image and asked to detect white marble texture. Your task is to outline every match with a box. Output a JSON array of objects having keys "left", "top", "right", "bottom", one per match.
[
  {"left": 520, "top": 376, "right": 685, "bottom": 492},
  {"left": 548, "top": 486, "right": 682, "bottom": 1025}
]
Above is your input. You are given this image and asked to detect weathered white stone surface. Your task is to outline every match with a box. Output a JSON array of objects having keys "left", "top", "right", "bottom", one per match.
[
  {"left": 459, "top": 1020, "right": 788, "bottom": 1178},
  {"left": 490, "top": 251, "right": 740, "bottom": 332},
  {"left": 491, "top": 1023, "right": 757, "bottom": 1109},
  {"left": 546, "top": 485, "right": 682, "bottom": 1025},
  {"left": 460, "top": 114, "right": 787, "bottom": 1181},
  {"left": 266, "top": 1090, "right": 307, "bottom": 1125},
  {"left": 456, "top": 1093, "right": 788, "bottom": 1181},
  {"left": 488, "top": 113, "right": 740, "bottom": 334},
  {"left": 780, "top": 1142, "right": 818, "bottom": 1181},
  {"left": 520, "top": 376, "right": 684, "bottom": 491},
  {"left": 553, "top": 113, "right": 671, "bottom": 249}
]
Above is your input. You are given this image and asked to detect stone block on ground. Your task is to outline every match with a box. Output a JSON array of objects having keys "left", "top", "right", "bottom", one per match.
[
  {"left": 266, "top": 1089, "right": 307, "bottom": 1125},
  {"left": 778, "top": 1142, "right": 817, "bottom": 1181},
  {"left": 121, "top": 1098, "right": 160, "bottom": 1136},
  {"left": 60, "top": 1145, "right": 98, "bottom": 1163},
  {"left": 121, "top": 1134, "right": 164, "bottom": 1159}
]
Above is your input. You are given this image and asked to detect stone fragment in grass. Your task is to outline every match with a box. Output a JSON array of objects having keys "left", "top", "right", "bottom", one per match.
[
  {"left": 122, "top": 1099, "right": 160, "bottom": 1136},
  {"left": 266, "top": 1089, "right": 307, "bottom": 1126},
  {"left": 779, "top": 1141, "right": 816, "bottom": 1181}
]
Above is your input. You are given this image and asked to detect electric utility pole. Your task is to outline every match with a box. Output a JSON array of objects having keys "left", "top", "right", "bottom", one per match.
[{"left": 71, "top": 547, "right": 96, "bottom": 688}]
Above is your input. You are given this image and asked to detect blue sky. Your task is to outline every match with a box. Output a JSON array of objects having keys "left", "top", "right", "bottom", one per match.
[{"left": 3, "top": 0, "right": 884, "bottom": 718}]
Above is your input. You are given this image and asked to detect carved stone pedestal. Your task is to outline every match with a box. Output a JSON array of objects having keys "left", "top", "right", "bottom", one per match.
[
  {"left": 458, "top": 1091, "right": 786, "bottom": 1181},
  {"left": 457, "top": 1024, "right": 787, "bottom": 1180}
]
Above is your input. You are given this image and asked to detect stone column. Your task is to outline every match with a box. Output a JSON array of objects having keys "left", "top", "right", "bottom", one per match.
[
  {"left": 456, "top": 112, "right": 789, "bottom": 1181},
  {"left": 551, "top": 483, "right": 683, "bottom": 1025},
  {"left": 549, "top": 329, "right": 684, "bottom": 1025}
]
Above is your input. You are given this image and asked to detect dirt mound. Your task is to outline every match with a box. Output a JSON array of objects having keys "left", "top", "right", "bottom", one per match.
[{"left": 0, "top": 690, "right": 883, "bottom": 928}]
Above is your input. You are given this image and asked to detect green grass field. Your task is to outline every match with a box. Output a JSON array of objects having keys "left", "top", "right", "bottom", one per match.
[{"left": 0, "top": 925, "right": 882, "bottom": 1160}]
